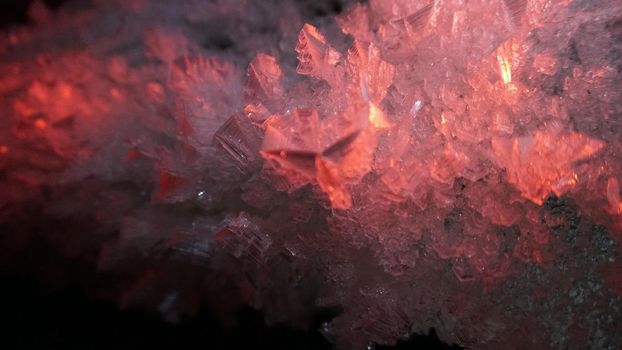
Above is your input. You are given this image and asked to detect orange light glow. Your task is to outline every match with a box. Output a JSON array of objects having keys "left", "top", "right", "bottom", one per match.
[
  {"left": 436, "top": 112, "right": 449, "bottom": 136},
  {"left": 368, "top": 102, "right": 390, "bottom": 129},
  {"left": 497, "top": 52, "right": 512, "bottom": 84},
  {"left": 491, "top": 132, "right": 604, "bottom": 205},
  {"left": 34, "top": 118, "right": 48, "bottom": 129},
  {"left": 316, "top": 157, "right": 351, "bottom": 210},
  {"left": 496, "top": 39, "right": 521, "bottom": 86},
  {"left": 58, "top": 82, "right": 73, "bottom": 99}
]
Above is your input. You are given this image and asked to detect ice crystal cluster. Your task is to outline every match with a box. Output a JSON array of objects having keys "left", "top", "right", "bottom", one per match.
[{"left": 2, "top": 0, "right": 622, "bottom": 348}]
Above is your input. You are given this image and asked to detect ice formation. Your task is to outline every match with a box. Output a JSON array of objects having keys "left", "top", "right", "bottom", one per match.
[{"left": 2, "top": 0, "right": 622, "bottom": 348}]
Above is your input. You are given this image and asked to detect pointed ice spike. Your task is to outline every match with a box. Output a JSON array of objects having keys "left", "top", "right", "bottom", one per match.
[
  {"left": 348, "top": 40, "right": 369, "bottom": 71},
  {"left": 348, "top": 41, "right": 371, "bottom": 101},
  {"left": 295, "top": 24, "right": 343, "bottom": 83},
  {"left": 215, "top": 214, "right": 270, "bottom": 264},
  {"left": 296, "top": 24, "right": 328, "bottom": 75},
  {"left": 366, "top": 43, "right": 395, "bottom": 102},
  {"left": 262, "top": 121, "right": 295, "bottom": 151},
  {"left": 491, "top": 131, "right": 604, "bottom": 204},
  {"left": 321, "top": 130, "right": 362, "bottom": 163},
  {"left": 316, "top": 157, "right": 352, "bottom": 210},
  {"left": 347, "top": 41, "right": 394, "bottom": 103},
  {"left": 261, "top": 109, "right": 322, "bottom": 152},
  {"left": 212, "top": 114, "right": 262, "bottom": 172},
  {"left": 245, "top": 53, "right": 283, "bottom": 104},
  {"left": 405, "top": 2, "right": 433, "bottom": 33}
]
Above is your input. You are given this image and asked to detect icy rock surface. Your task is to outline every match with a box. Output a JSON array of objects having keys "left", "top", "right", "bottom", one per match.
[{"left": 2, "top": 0, "right": 622, "bottom": 349}]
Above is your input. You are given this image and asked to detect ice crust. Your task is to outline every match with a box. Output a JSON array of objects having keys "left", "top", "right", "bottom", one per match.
[{"left": 1, "top": 0, "right": 622, "bottom": 349}]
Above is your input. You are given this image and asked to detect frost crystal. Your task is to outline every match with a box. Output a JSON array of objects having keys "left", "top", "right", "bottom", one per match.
[{"left": 2, "top": 0, "right": 622, "bottom": 349}]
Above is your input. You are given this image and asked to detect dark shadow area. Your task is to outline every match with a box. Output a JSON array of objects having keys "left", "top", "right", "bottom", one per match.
[
  {"left": 0, "top": 273, "right": 460, "bottom": 349},
  {"left": 377, "top": 330, "right": 463, "bottom": 350},
  {"left": 0, "top": 273, "right": 332, "bottom": 350},
  {"left": 3, "top": 0, "right": 67, "bottom": 25},
  {"left": 0, "top": 0, "right": 69, "bottom": 28},
  {"left": 0, "top": 0, "right": 31, "bottom": 28}
]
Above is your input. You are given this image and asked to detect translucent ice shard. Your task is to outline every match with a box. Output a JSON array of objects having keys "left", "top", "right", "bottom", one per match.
[
  {"left": 316, "top": 157, "right": 351, "bottom": 210},
  {"left": 245, "top": 53, "right": 284, "bottom": 107},
  {"left": 491, "top": 131, "right": 605, "bottom": 204},
  {"left": 295, "top": 24, "right": 344, "bottom": 86},
  {"left": 214, "top": 213, "right": 271, "bottom": 264},
  {"left": 261, "top": 111, "right": 372, "bottom": 208},
  {"left": 243, "top": 103, "right": 271, "bottom": 125},
  {"left": 325, "top": 125, "right": 376, "bottom": 183},
  {"left": 430, "top": 143, "right": 468, "bottom": 184},
  {"left": 260, "top": 111, "right": 323, "bottom": 188},
  {"left": 347, "top": 41, "right": 395, "bottom": 103},
  {"left": 375, "top": 2, "right": 435, "bottom": 60},
  {"left": 315, "top": 130, "right": 367, "bottom": 209},
  {"left": 261, "top": 109, "right": 322, "bottom": 156},
  {"left": 212, "top": 113, "right": 263, "bottom": 173}
]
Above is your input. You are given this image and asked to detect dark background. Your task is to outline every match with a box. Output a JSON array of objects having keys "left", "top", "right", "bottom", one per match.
[{"left": 0, "top": 1, "right": 459, "bottom": 348}]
